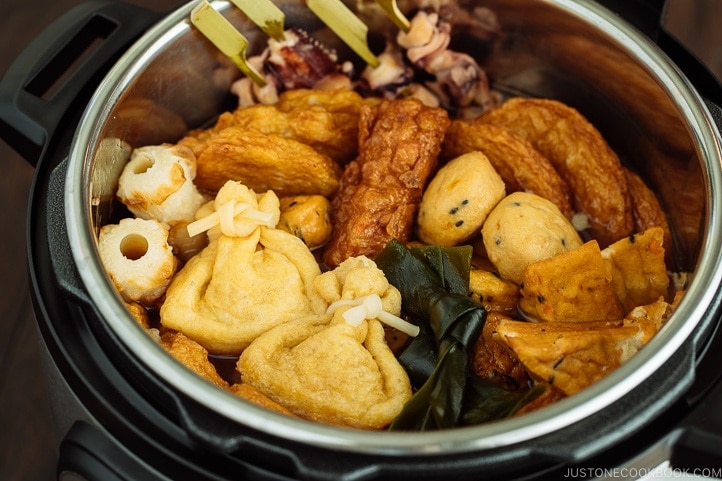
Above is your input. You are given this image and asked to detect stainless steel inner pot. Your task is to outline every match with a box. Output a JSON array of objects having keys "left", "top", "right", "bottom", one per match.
[{"left": 64, "top": 0, "right": 722, "bottom": 456}]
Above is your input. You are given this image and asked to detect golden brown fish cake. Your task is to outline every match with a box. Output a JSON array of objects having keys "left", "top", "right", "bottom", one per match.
[
  {"left": 125, "top": 301, "right": 151, "bottom": 329},
  {"left": 278, "top": 195, "right": 333, "bottom": 249},
  {"left": 442, "top": 121, "right": 574, "bottom": 218},
  {"left": 625, "top": 290, "right": 684, "bottom": 331},
  {"left": 227, "top": 89, "right": 368, "bottom": 164},
  {"left": 482, "top": 192, "right": 583, "bottom": 285},
  {"left": 181, "top": 88, "right": 368, "bottom": 165},
  {"left": 160, "top": 330, "right": 229, "bottom": 389},
  {"left": 468, "top": 268, "right": 520, "bottom": 315},
  {"left": 417, "top": 151, "right": 506, "bottom": 246},
  {"left": 519, "top": 240, "right": 624, "bottom": 322},
  {"left": 322, "top": 98, "right": 450, "bottom": 268},
  {"left": 192, "top": 128, "right": 341, "bottom": 196},
  {"left": 478, "top": 98, "right": 634, "bottom": 247},
  {"left": 601, "top": 227, "right": 670, "bottom": 313},
  {"left": 495, "top": 316, "right": 657, "bottom": 396},
  {"left": 624, "top": 168, "right": 674, "bottom": 265},
  {"left": 274, "top": 87, "right": 372, "bottom": 113}
]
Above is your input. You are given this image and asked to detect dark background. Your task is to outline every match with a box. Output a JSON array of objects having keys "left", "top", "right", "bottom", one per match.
[{"left": 0, "top": 0, "right": 720, "bottom": 480}]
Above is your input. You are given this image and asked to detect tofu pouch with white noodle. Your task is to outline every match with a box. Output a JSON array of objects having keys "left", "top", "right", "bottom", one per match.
[
  {"left": 160, "top": 180, "right": 326, "bottom": 355},
  {"left": 237, "top": 256, "right": 414, "bottom": 429}
]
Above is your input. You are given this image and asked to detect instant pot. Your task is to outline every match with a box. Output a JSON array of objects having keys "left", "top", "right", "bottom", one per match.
[{"left": 1, "top": 0, "right": 722, "bottom": 479}]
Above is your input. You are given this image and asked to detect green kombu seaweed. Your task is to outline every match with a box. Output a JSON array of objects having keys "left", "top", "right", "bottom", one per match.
[{"left": 375, "top": 240, "right": 543, "bottom": 431}]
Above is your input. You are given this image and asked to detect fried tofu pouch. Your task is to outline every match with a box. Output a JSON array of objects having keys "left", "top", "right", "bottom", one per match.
[
  {"left": 160, "top": 181, "right": 326, "bottom": 355},
  {"left": 238, "top": 256, "right": 412, "bottom": 429}
]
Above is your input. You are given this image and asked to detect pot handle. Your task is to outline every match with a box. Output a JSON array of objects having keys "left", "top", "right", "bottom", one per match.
[{"left": 0, "top": 1, "right": 163, "bottom": 167}]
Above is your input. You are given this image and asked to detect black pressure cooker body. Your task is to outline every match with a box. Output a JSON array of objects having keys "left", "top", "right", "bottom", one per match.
[{"left": 3, "top": 0, "right": 722, "bottom": 479}]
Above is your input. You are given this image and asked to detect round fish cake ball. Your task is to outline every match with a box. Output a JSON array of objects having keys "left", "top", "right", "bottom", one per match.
[
  {"left": 278, "top": 195, "right": 333, "bottom": 249},
  {"left": 482, "top": 191, "right": 583, "bottom": 284},
  {"left": 417, "top": 151, "right": 506, "bottom": 246}
]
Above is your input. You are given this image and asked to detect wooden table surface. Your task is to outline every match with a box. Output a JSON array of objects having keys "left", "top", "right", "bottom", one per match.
[{"left": 0, "top": 1, "right": 719, "bottom": 480}]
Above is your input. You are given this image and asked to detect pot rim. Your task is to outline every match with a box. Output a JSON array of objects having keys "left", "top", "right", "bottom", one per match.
[{"left": 64, "top": 0, "right": 722, "bottom": 455}]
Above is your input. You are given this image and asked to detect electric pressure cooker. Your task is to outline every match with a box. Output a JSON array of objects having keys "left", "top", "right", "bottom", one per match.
[{"left": 1, "top": 0, "right": 722, "bottom": 479}]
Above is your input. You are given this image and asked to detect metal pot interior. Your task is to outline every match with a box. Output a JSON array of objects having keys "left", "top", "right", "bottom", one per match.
[{"left": 65, "top": 0, "right": 722, "bottom": 454}]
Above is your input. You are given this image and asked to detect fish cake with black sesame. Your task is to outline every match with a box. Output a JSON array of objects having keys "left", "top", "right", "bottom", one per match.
[{"left": 417, "top": 151, "right": 506, "bottom": 246}]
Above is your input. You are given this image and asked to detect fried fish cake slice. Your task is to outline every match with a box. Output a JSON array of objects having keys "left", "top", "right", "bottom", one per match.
[
  {"left": 478, "top": 98, "right": 634, "bottom": 247},
  {"left": 442, "top": 121, "right": 574, "bottom": 218},
  {"left": 160, "top": 330, "right": 229, "bottom": 389},
  {"left": 625, "top": 289, "right": 683, "bottom": 331},
  {"left": 192, "top": 128, "right": 341, "bottom": 197},
  {"left": 624, "top": 168, "right": 673, "bottom": 265},
  {"left": 494, "top": 316, "right": 657, "bottom": 396},
  {"left": 512, "top": 383, "right": 566, "bottom": 416},
  {"left": 230, "top": 89, "right": 369, "bottom": 164},
  {"left": 182, "top": 88, "right": 368, "bottom": 165},
  {"left": 278, "top": 195, "right": 333, "bottom": 249},
  {"left": 274, "top": 87, "right": 370, "bottom": 112}
]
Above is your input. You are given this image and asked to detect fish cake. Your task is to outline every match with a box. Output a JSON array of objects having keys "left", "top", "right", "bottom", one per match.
[
  {"left": 323, "top": 98, "right": 450, "bottom": 268},
  {"left": 417, "top": 151, "right": 506, "bottom": 246},
  {"left": 160, "top": 330, "right": 228, "bottom": 389},
  {"left": 192, "top": 128, "right": 341, "bottom": 197},
  {"left": 471, "top": 312, "right": 531, "bottom": 391},
  {"left": 182, "top": 88, "right": 367, "bottom": 165},
  {"left": 482, "top": 191, "right": 583, "bottom": 285},
  {"left": 601, "top": 227, "right": 670, "bottom": 313},
  {"left": 442, "top": 121, "right": 573, "bottom": 218},
  {"left": 478, "top": 98, "right": 634, "bottom": 247},
  {"left": 624, "top": 168, "right": 673, "bottom": 265}
]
